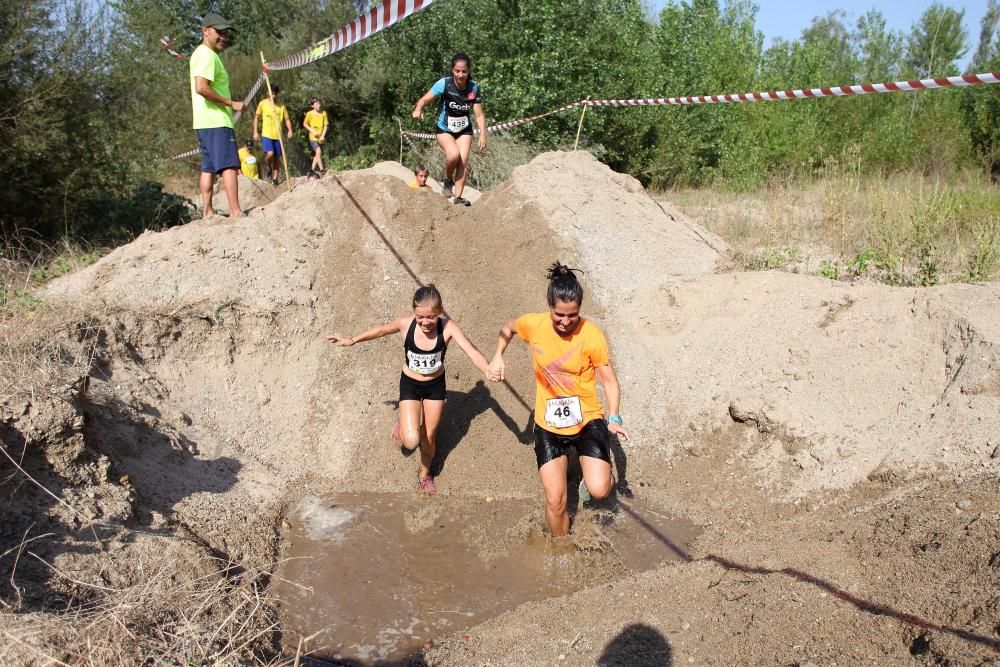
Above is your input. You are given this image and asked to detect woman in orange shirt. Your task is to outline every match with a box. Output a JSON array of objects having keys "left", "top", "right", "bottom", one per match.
[{"left": 488, "top": 262, "right": 630, "bottom": 537}]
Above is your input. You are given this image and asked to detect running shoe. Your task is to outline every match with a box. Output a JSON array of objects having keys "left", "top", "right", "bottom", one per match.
[
  {"left": 441, "top": 179, "right": 454, "bottom": 197},
  {"left": 419, "top": 475, "right": 437, "bottom": 495},
  {"left": 453, "top": 197, "right": 471, "bottom": 207},
  {"left": 578, "top": 479, "right": 592, "bottom": 503}
]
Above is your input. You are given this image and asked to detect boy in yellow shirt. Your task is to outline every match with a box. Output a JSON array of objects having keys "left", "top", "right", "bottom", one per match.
[
  {"left": 408, "top": 164, "right": 431, "bottom": 191},
  {"left": 253, "top": 84, "right": 294, "bottom": 185},
  {"left": 303, "top": 98, "right": 329, "bottom": 175},
  {"left": 238, "top": 140, "right": 259, "bottom": 179}
]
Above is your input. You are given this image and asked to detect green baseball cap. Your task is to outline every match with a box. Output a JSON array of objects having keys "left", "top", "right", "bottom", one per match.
[{"left": 202, "top": 12, "right": 235, "bottom": 30}]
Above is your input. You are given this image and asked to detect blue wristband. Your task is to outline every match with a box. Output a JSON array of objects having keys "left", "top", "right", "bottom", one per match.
[{"left": 608, "top": 415, "right": 623, "bottom": 426}]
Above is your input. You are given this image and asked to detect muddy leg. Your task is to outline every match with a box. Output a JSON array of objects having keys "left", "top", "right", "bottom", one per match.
[
  {"left": 580, "top": 456, "right": 613, "bottom": 500},
  {"left": 538, "top": 456, "right": 570, "bottom": 537},
  {"left": 398, "top": 400, "right": 422, "bottom": 453},
  {"left": 418, "top": 399, "right": 445, "bottom": 480}
]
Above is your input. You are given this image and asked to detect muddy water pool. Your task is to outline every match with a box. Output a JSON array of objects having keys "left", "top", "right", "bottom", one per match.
[{"left": 274, "top": 493, "right": 698, "bottom": 663}]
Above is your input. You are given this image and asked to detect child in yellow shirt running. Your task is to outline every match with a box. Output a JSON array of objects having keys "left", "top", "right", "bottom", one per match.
[{"left": 303, "top": 98, "right": 329, "bottom": 175}]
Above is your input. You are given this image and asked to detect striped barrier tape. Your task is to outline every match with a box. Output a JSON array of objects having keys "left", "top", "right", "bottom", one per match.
[
  {"left": 402, "top": 71, "right": 1000, "bottom": 139},
  {"left": 160, "top": 36, "right": 186, "bottom": 59},
  {"left": 588, "top": 71, "right": 1000, "bottom": 107},
  {"left": 167, "top": 0, "right": 437, "bottom": 159},
  {"left": 268, "top": 0, "right": 436, "bottom": 70}
]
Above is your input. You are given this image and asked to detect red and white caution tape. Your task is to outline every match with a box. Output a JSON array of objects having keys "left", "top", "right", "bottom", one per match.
[
  {"left": 160, "top": 36, "right": 186, "bottom": 59},
  {"left": 588, "top": 71, "right": 1000, "bottom": 107},
  {"left": 269, "top": 0, "right": 436, "bottom": 70},
  {"left": 165, "top": 148, "right": 200, "bottom": 161},
  {"left": 403, "top": 72, "right": 1000, "bottom": 140}
]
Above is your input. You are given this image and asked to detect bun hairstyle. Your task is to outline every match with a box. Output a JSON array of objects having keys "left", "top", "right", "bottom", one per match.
[
  {"left": 545, "top": 262, "right": 584, "bottom": 307},
  {"left": 412, "top": 284, "right": 443, "bottom": 310},
  {"left": 450, "top": 52, "right": 471, "bottom": 71}
]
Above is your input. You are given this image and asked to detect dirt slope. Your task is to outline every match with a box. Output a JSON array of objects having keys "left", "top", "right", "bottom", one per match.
[{"left": 5, "top": 151, "right": 998, "bottom": 665}]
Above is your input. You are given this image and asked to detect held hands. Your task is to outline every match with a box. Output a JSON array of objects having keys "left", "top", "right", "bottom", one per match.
[
  {"left": 487, "top": 355, "right": 505, "bottom": 382},
  {"left": 326, "top": 334, "right": 355, "bottom": 347}
]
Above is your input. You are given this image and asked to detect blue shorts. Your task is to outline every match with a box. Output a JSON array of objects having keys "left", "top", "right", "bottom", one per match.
[
  {"left": 309, "top": 140, "right": 322, "bottom": 151},
  {"left": 196, "top": 128, "right": 240, "bottom": 174},
  {"left": 262, "top": 137, "right": 283, "bottom": 156}
]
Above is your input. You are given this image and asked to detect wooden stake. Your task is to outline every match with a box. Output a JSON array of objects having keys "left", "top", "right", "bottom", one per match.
[{"left": 574, "top": 98, "right": 590, "bottom": 151}]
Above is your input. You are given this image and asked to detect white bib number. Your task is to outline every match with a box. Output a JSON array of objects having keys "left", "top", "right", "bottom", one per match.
[
  {"left": 447, "top": 115, "right": 469, "bottom": 132},
  {"left": 544, "top": 396, "right": 583, "bottom": 429},
  {"left": 407, "top": 350, "right": 443, "bottom": 376},
  {"left": 245, "top": 156, "right": 256, "bottom": 164}
]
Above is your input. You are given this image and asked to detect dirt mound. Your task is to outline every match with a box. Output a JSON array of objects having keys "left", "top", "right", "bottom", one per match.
[{"left": 5, "top": 151, "right": 998, "bottom": 664}]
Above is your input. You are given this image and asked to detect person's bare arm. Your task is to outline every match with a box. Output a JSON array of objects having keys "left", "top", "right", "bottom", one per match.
[
  {"left": 445, "top": 321, "right": 490, "bottom": 376},
  {"left": 194, "top": 77, "right": 244, "bottom": 112},
  {"left": 474, "top": 102, "right": 487, "bottom": 150},
  {"left": 487, "top": 318, "right": 517, "bottom": 381},
  {"left": 326, "top": 317, "right": 406, "bottom": 347},
  {"left": 595, "top": 364, "right": 629, "bottom": 441},
  {"left": 412, "top": 90, "right": 437, "bottom": 119}
]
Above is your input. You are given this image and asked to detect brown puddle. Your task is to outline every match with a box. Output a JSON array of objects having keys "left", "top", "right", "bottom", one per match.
[{"left": 273, "top": 492, "right": 698, "bottom": 663}]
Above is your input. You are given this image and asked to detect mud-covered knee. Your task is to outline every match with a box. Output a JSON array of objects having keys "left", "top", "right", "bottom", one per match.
[
  {"left": 401, "top": 431, "right": 420, "bottom": 450},
  {"left": 545, "top": 495, "right": 567, "bottom": 514},
  {"left": 589, "top": 482, "right": 613, "bottom": 500}
]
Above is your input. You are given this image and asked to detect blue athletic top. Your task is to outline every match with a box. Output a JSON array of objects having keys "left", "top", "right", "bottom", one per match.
[{"left": 431, "top": 77, "right": 482, "bottom": 133}]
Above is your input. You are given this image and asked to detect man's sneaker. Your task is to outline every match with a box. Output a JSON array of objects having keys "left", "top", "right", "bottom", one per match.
[
  {"left": 578, "top": 479, "right": 592, "bottom": 503},
  {"left": 441, "top": 179, "right": 454, "bottom": 197},
  {"left": 453, "top": 197, "right": 471, "bottom": 207}
]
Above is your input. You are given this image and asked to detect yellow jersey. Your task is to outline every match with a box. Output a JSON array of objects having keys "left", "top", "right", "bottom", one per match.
[
  {"left": 256, "top": 98, "right": 288, "bottom": 140},
  {"left": 304, "top": 109, "right": 328, "bottom": 141},
  {"left": 238, "top": 146, "right": 259, "bottom": 179}
]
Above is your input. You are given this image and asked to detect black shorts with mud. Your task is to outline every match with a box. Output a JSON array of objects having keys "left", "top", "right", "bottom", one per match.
[
  {"left": 533, "top": 419, "right": 611, "bottom": 469},
  {"left": 436, "top": 125, "right": 473, "bottom": 139},
  {"left": 399, "top": 372, "right": 446, "bottom": 402}
]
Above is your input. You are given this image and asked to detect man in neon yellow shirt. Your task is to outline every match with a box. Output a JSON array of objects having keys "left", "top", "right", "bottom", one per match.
[
  {"left": 303, "top": 98, "right": 329, "bottom": 174},
  {"left": 189, "top": 12, "right": 244, "bottom": 218},
  {"left": 253, "top": 85, "right": 294, "bottom": 185}
]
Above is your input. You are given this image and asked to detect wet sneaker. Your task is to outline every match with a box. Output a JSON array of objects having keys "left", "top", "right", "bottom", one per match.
[
  {"left": 453, "top": 197, "right": 471, "bottom": 207},
  {"left": 419, "top": 475, "right": 437, "bottom": 495},
  {"left": 578, "top": 479, "right": 591, "bottom": 503},
  {"left": 441, "top": 179, "right": 454, "bottom": 197}
]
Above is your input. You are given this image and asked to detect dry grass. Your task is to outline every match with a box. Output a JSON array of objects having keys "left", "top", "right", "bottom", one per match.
[
  {"left": 0, "top": 546, "right": 283, "bottom": 665},
  {"left": 660, "top": 171, "right": 1000, "bottom": 285},
  {"left": 0, "top": 240, "right": 107, "bottom": 401}
]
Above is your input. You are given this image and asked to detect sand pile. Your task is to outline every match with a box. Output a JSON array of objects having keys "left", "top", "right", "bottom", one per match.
[{"left": 4, "top": 151, "right": 996, "bottom": 664}]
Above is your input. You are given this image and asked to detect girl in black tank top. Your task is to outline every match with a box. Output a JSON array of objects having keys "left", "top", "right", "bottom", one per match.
[
  {"left": 403, "top": 316, "right": 447, "bottom": 375},
  {"left": 326, "top": 285, "right": 491, "bottom": 495}
]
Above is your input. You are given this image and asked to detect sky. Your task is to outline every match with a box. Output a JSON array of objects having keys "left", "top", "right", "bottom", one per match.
[{"left": 646, "top": 0, "right": 988, "bottom": 69}]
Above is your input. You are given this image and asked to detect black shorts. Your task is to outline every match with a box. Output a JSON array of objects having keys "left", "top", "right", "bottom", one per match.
[
  {"left": 534, "top": 419, "right": 611, "bottom": 469},
  {"left": 436, "top": 124, "right": 473, "bottom": 139},
  {"left": 399, "top": 372, "right": 446, "bottom": 402}
]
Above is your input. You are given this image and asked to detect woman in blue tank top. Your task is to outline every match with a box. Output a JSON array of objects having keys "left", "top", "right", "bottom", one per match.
[
  {"left": 411, "top": 52, "right": 487, "bottom": 207},
  {"left": 326, "top": 285, "right": 490, "bottom": 494}
]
